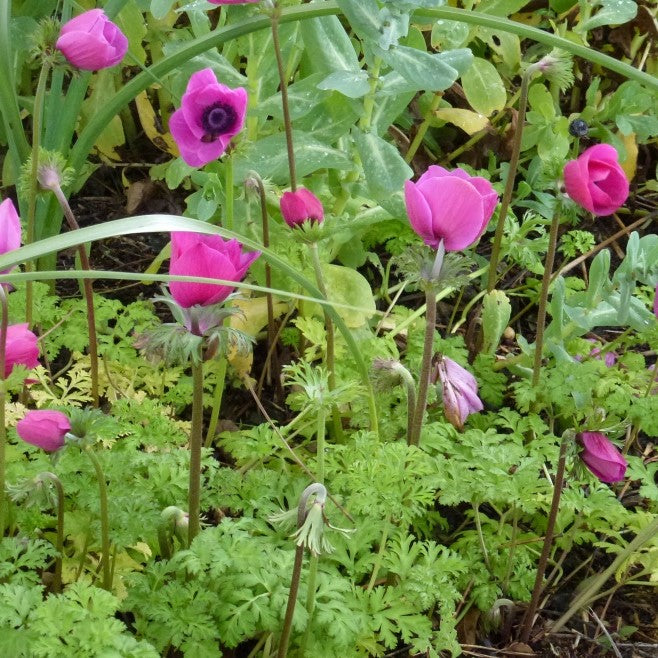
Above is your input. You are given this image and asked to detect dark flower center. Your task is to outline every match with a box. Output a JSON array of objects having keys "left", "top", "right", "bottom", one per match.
[{"left": 201, "top": 102, "right": 237, "bottom": 140}]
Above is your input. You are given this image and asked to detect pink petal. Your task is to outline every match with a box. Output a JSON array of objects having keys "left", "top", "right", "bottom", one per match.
[{"left": 404, "top": 180, "right": 435, "bottom": 246}]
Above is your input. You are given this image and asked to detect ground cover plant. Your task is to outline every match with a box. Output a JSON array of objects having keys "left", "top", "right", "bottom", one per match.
[{"left": 0, "top": 0, "right": 657, "bottom": 656}]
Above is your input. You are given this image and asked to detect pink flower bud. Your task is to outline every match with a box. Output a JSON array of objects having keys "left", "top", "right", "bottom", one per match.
[
  {"left": 4, "top": 323, "right": 40, "bottom": 378},
  {"left": 0, "top": 199, "right": 21, "bottom": 274},
  {"left": 169, "top": 232, "right": 259, "bottom": 309},
  {"left": 434, "top": 356, "right": 484, "bottom": 430},
  {"left": 578, "top": 432, "right": 627, "bottom": 483},
  {"left": 404, "top": 166, "right": 498, "bottom": 251},
  {"left": 563, "top": 144, "right": 629, "bottom": 216},
  {"left": 16, "top": 410, "right": 71, "bottom": 452},
  {"left": 280, "top": 189, "right": 324, "bottom": 228},
  {"left": 56, "top": 9, "right": 128, "bottom": 71},
  {"left": 169, "top": 68, "right": 247, "bottom": 167}
]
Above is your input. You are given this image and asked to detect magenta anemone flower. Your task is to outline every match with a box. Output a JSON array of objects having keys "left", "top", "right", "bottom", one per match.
[
  {"left": 0, "top": 199, "right": 21, "bottom": 274},
  {"left": 563, "top": 144, "right": 629, "bottom": 216},
  {"left": 169, "top": 232, "right": 259, "bottom": 309},
  {"left": 56, "top": 9, "right": 128, "bottom": 71},
  {"left": 577, "top": 432, "right": 628, "bottom": 483},
  {"left": 4, "top": 323, "right": 40, "bottom": 378},
  {"left": 280, "top": 188, "right": 324, "bottom": 228},
  {"left": 16, "top": 410, "right": 71, "bottom": 452},
  {"left": 433, "top": 356, "right": 484, "bottom": 430},
  {"left": 404, "top": 166, "right": 498, "bottom": 251},
  {"left": 169, "top": 68, "right": 248, "bottom": 168}
]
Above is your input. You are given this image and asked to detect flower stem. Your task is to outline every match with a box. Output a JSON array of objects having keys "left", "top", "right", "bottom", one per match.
[
  {"left": 408, "top": 286, "right": 437, "bottom": 447},
  {"left": 37, "top": 472, "right": 64, "bottom": 592},
  {"left": 270, "top": 5, "right": 297, "bottom": 190},
  {"left": 360, "top": 57, "right": 382, "bottom": 131},
  {"left": 83, "top": 447, "right": 112, "bottom": 591},
  {"left": 519, "top": 432, "right": 569, "bottom": 643},
  {"left": 278, "top": 483, "right": 324, "bottom": 658},
  {"left": 0, "top": 285, "right": 8, "bottom": 537},
  {"left": 224, "top": 155, "right": 234, "bottom": 230},
  {"left": 531, "top": 207, "right": 562, "bottom": 387},
  {"left": 188, "top": 358, "right": 205, "bottom": 544},
  {"left": 50, "top": 186, "right": 99, "bottom": 406},
  {"left": 309, "top": 243, "right": 342, "bottom": 441},
  {"left": 25, "top": 61, "right": 51, "bottom": 327},
  {"left": 405, "top": 92, "right": 443, "bottom": 163},
  {"left": 204, "top": 357, "right": 227, "bottom": 448},
  {"left": 487, "top": 68, "right": 532, "bottom": 292},
  {"left": 366, "top": 519, "right": 390, "bottom": 591}
]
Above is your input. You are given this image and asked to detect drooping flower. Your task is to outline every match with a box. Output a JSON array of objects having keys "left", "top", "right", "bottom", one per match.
[
  {"left": 280, "top": 188, "right": 324, "bottom": 228},
  {"left": 169, "top": 68, "right": 248, "bottom": 167},
  {"left": 169, "top": 232, "right": 259, "bottom": 309},
  {"left": 4, "top": 323, "right": 40, "bottom": 378},
  {"left": 0, "top": 199, "right": 21, "bottom": 274},
  {"left": 578, "top": 432, "right": 628, "bottom": 483},
  {"left": 563, "top": 144, "right": 629, "bottom": 216},
  {"left": 433, "top": 356, "right": 484, "bottom": 430},
  {"left": 16, "top": 410, "right": 71, "bottom": 452},
  {"left": 56, "top": 9, "right": 128, "bottom": 71},
  {"left": 404, "top": 166, "right": 498, "bottom": 251}
]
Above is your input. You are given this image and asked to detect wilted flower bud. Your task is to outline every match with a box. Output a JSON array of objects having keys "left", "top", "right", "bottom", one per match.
[
  {"left": 577, "top": 432, "right": 628, "bottom": 483},
  {"left": 433, "top": 355, "right": 483, "bottom": 430}
]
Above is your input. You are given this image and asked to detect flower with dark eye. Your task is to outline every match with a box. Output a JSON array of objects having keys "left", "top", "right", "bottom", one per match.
[{"left": 169, "top": 68, "right": 247, "bottom": 167}]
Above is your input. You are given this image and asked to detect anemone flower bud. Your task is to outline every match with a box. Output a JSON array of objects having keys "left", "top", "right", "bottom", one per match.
[
  {"left": 56, "top": 9, "right": 128, "bottom": 71},
  {"left": 404, "top": 166, "right": 498, "bottom": 251},
  {"left": 433, "top": 356, "right": 483, "bottom": 430},
  {"left": 563, "top": 144, "right": 629, "bottom": 216},
  {"left": 577, "top": 432, "right": 628, "bottom": 483},
  {"left": 169, "top": 232, "right": 259, "bottom": 309},
  {"left": 280, "top": 188, "right": 324, "bottom": 228},
  {"left": 0, "top": 199, "right": 21, "bottom": 274},
  {"left": 169, "top": 68, "right": 247, "bottom": 167},
  {"left": 5, "top": 323, "right": 40, "bottom": 378},
  {"left": 16, "top": 410, "right": 71, "bottom": 452}
]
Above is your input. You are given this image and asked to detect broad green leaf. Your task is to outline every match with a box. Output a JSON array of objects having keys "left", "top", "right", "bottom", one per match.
[
  {"left": 299, "top": 16, "right": 360, "bottom": 74},
  {"left": 378, "top": 45, "right": 473, "bottom": 92},
  {"left": 323, "top": 264, "right": 376, "bottom": 328},
  {"left": 336, "top": 0, "right": 385, "bottom": 42},
  {"left": 352, "top": 128, "right": 412, "bottom": 199},
  {"left": 317, "top": 71, "right": 371, "bottom": 98},
  {"left": 116, "top": 1, "right": 147, "bottom": 65},
  {"left": 482, "top": 290, "right": 512, "bottom": 355},
  {"left": 476, "top": 0, "right": 532, "bottom": 15},
  {"left": 431, "top": 20, "right": 470, "bottom": 50},
  {"left": 150, "top": 0, "right": 176, "bottom": 20},
  {"left": 435, "top": 108, "right": 489, "bottom": 135},
  {"left": 254, "top": 73, "right": 328, "bottom": 119},
  {"left": 479, "top": 29, "right": 521, "bottom": 72},
  {"left": 578, "top": 0, "right": 638, "bottom": 32},
  {"left": 234, "top": 131, "right": 351, "bottom": 184},
  {"left": 461, "top": 57, "right": 507, "bottom": 116}
]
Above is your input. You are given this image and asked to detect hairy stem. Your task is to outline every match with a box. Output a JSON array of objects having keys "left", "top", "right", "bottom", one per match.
[
  {"left": 38, "top": 472, "right": 65, "bottom": 592},
  {"left": 408, "top": 286, "right": 437, "bottom": 447},
  {"left": 487, "top": 69, "right": 532, "bottom": 292},
  {"left": 360, "top": 57, "right": 382, "bottom": 131},
  {"left": 188, "top": 358, "right": 205, "bottom": 544},
  {"left": 531, "top": 208, "right": 561, "bottom": 387},
  {"left": 519, "top": 433, "right": 569, "bottom": 642},
  {"left": 84, "top": 447, "right": 112, "bottom": 591}
]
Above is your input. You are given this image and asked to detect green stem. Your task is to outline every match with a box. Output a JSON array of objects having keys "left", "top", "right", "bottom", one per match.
[
  {"left": 405, "top": 91, "right": 443, "bottom": 163},
  {"left": 224, "top": 155, "right": 234, "bottom": 230},
  {"left": 37, "top": 472, "right": 64, "bottom": 593},
  {"left": 366, "top": 520, "right": 390, "bottom": 591},
  {"left": 487, "top": 69, "right": 532, "bottom": 292},
  {"left": 278, "top": 483, "right": 324, "bottom": 658},
  {"left": 25, "top": 61, "right": 51, "bottom": 326},
  {"left": 0, "top": 285, "right": 8, "bottom": 537},
  {"left": 519, "top": 433, "right": 569, "bottom": 643},
  {"left": 390, "top": 363, "right": 417, "bottom": 446},
  {"left": 188, "top": 358, "right": 205, "bottom": 544},
  {"left": 204, "top": 358, "right": 227, "bottom": 448},
  {"left": 408, "top": 286, "right": 437, "bottom": 447},
  {"left": 309, "top": 243, "right": 342, "bottom": 441},
  {"left": 531, "top": 207, "right": 562, "bottom": 387},
  {"left": 270, "top": 6, "right": 297, "bottom": 190},
  {"left": 51, "top": 186, "right": 99, "bottom": 406},
  {"left": 360, "top": 57, "right": 382, "bottom": 131},
  {"left": 473, "top": 502, "right": 491, "bottom": 572},
  {"left": 300, "top": 554, "right": 319, "bottom": 654},
  {"left": 83, "top": 447, "right": 111, "bottom": 591}
]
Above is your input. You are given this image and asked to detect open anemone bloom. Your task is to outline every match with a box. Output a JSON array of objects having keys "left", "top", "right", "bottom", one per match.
[
  {"left": 563, "top": 144, "right": 629, "bottom": 216},
  {"left": 404, "top": 166, "right": 498, "bottom": 251},
  {"left": 280, "top": 188, "right": 324, "bottom": 228},
  {"left": 578, "top": 432, "right": 628, "bottom": 483},
  {"left": 169, "top": 68, "right": 248, "bottom": 167},
  {"left": 16, "top": 410, "right": 71, "bottom": 452},
  {"left": 169, "top": 232, "right": 260, "bottom": 310},
  {"left": 433, "top": 356, "right": 484, "bottom": 430},
  {"left": 0, "top": 199, "right": 21, "bottom": 274},
  {"left": 5, "top": 323, "right": 40, "bottom": 378},
  {"left": 56, "top": 9, "right": 128, "bottom": 71}
]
